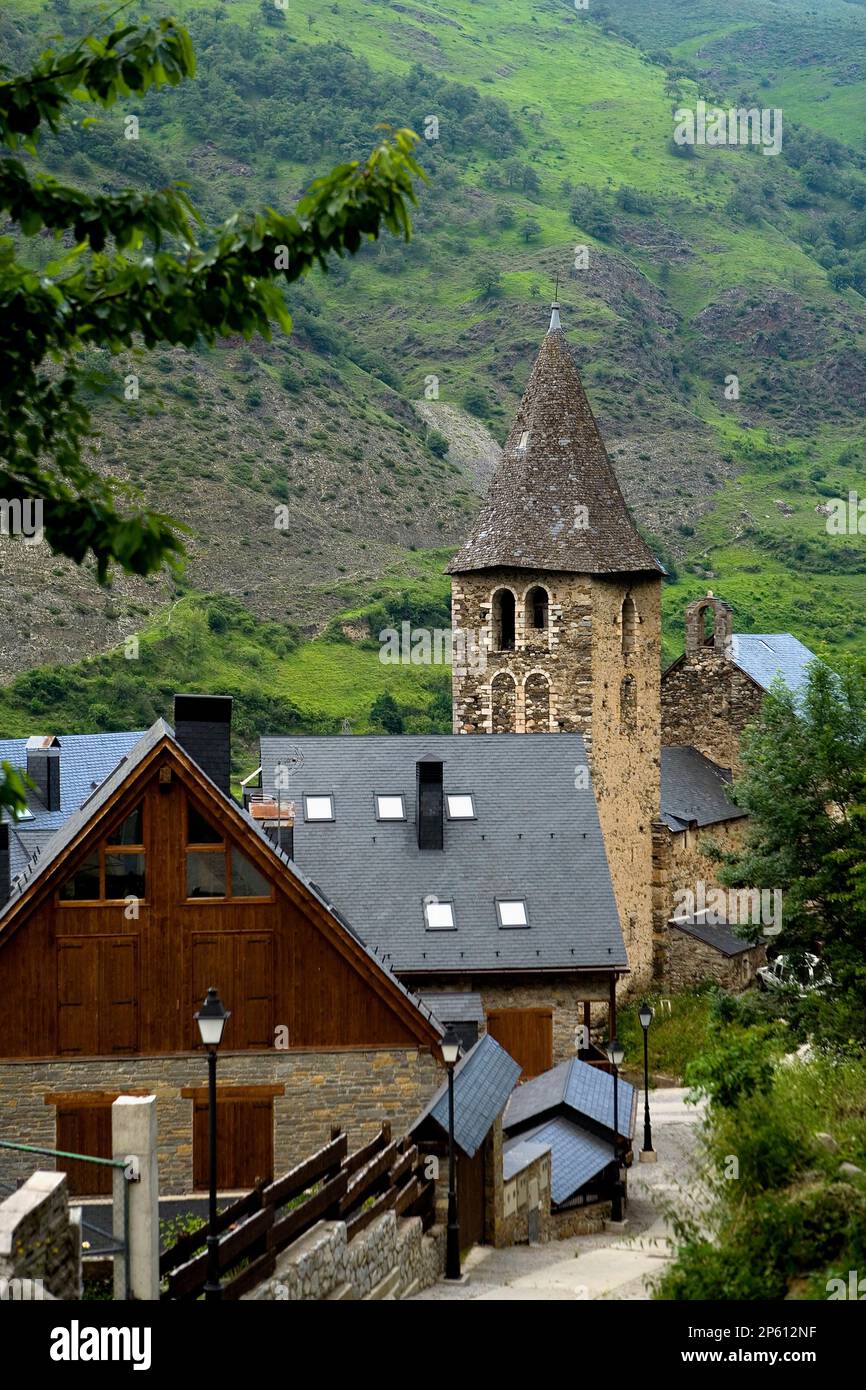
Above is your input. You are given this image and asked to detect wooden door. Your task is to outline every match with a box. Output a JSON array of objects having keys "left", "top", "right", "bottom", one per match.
[
  {"left": 193, "top": 1096, "right": 274, "bottom": 1191},
  {"left": 456, "top": 1146, "right": 485, "bottom": 1249},
  {"left": 486, "top": 1008, "right": 553, "bottom": 1079},
  {"left": 55, "top": 1103, "right": 113, "bottom": 1196}
]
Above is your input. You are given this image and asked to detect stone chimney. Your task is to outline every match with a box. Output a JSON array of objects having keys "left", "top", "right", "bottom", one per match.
[
  {"left": 173, "top": 695, "right": 233, "bottom": 794},
  {"left": 25, "top": 736, "right": 61, "bottom": 812},
  {"left": 416, "top": 757, "right": 444, "bottom": 852}
]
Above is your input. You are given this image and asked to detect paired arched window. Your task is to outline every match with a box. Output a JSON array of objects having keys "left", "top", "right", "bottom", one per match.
[
  {"left": 525, "top": 585, "right": 549, "bottom": 633},
  {"left": 492, "top": 588, "right": 516, "bottom": 652},
  {"left": 621, "top": 594, "right": 637, "bottom": 657}
]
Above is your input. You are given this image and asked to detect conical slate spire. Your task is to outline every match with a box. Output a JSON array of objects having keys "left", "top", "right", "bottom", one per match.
[{"left": 448, "top": 308, "right": 661, "bottom": 576}]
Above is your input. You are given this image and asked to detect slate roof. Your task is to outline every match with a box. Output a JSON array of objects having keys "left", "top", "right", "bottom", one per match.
[
  {"left": 730, "top": 633, "right": 816, "bottom": 697},
  {"left": 258, "top": 733, "right": 627, "bottom": 975},
  {"left": 0, "top": 722, "right": 444, "bottom": 1040},
  {"left": 660, "top": 746, "right": 746, "bottom": 832},
  {"left": 502, "top": 1137, "right": 551, "bottom": 1182},
  {"left": 505, "top": 1117, "right": 612, "bottom": 1206},
  {"left": 447, "top": 308, "right": 661, "bottom": 577},
  {"left": 0, "top": 731, "right": 142, "bottom": 882},
  {"left": 669, "top": 914, "right": 760, "bottom": 957},
  {"left": 410, "top": 1033, "right": 522, "bottom": 1158},
  {"left": 503, "top": 1056, "right": 636, "bottom": 1142},
  {"left": 418, "top": 992, "right": 485, "bottom": 1025}
]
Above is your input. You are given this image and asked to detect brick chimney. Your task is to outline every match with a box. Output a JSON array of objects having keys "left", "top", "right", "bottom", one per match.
[
  {"left": 173, "top": 695, "right": 233, "bottom": 794},
  {"left": 26, "top": 736, "right": 61, "bottom": 812}
]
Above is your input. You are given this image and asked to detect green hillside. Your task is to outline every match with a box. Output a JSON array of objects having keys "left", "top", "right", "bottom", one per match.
[{"left": 1, "top": 0, "right": 865, "bottom": 734}]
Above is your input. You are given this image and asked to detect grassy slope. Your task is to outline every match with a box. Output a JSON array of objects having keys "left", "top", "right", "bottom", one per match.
[{"left": 2, "top": 0, "right": 866, "bottom": 729}]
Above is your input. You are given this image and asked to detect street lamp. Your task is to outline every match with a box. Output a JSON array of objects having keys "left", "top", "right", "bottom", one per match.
[
  {"left": 441, "top": 1027, "right": 461, "bottom": 1281},
  {"left": 603, "top": 1037, "right": 625, "bottom": 1223},
  {"left": 194, "top": 986, "right": 231, "bottom": 1302},
  {"left": 638, "top": 1001, "right": 657, "bottom": 1164}
]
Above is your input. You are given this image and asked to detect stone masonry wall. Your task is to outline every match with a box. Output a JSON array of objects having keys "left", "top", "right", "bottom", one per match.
[
  {"left": 667, "top": 929, "right": 766, "bottom": 993},
  {"left": 0, "top": 1171, "right": 81, "bottom": 1300},
  {"left": 245, "top": 1212, "right": 445, "bottom": 1301},
  {"left": 451, "top": 567, "right": 661, "bottom": 993},
  {"left": 474, "top": 975, "right": 613, "bottom": 1064},
  {"left": 501, "top": 1149, "right": 553, "bottom": 1246},
  {"left": 0, "top": 1048, "right": 440, "bottom": 1195}
]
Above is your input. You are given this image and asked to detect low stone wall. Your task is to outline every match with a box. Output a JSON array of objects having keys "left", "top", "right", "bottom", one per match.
[
  {"left": 551, "top": 1200, "right": 611, "bottom": 1239},
  {"left": 245, "top": 1211, "right": 444, "bottom": 1301},
  {"left": 0, "top": 1048, "right": 440, "bottom": 1194},
  {"left": 0, "top": 1171, "right": 81, "bottom": 1300}
]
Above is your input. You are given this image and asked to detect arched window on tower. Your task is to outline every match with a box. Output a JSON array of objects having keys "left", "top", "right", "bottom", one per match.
[
  {"left": 621, "top": 594, "right": 637, "bottom": 657},
  {"left": 525, "top": 585, "right": 549, "bottom": 636},
  {"left": 492, "top": 589, "right": 516, "bottom": 652}
]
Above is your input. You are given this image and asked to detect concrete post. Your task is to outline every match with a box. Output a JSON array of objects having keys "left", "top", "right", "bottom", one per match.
[{"left": 112, "top": 1095, "right": 159, "bottom": 1301}]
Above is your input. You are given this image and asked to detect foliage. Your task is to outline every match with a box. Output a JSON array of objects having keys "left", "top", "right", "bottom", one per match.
[{"left": 370, "top": 690, "right": 403, "bottom": 733}]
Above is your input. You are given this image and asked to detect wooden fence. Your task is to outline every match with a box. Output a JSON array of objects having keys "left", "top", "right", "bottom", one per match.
[{"left": 159, "top": 1123, "right": 435, "bottom": 1301}]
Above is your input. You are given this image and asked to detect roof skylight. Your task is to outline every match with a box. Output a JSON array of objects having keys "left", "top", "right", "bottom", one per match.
[
  {"left": 497, "top": 898, "right": 528, "bottom": 928},
  {"left": 376, "top": 793, "right": 406, "bottom": 821},
  {"left": 424, "top": 899, "right": 455, "bottom": 930},
  {"left": 304, "top": 794, "right": 334, "bottom": 822},
  {"left": 446, "top": 793, "right": 475, "bottom": 820}
]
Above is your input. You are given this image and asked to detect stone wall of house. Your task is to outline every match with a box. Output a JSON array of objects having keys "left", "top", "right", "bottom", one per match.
[
  {"left": 666, "top": 929, "right": 766, "bottom": 993},
  {"left": 0, "top": 1048, "right": 441, "bottom": 1195},
  {"left": 0, "top": 1171, "right": 81, "bottom": 1300},
  {"left": 451, "top": 567, "right": 660, "bottom": 992},
  {"left": 501, "top": 1149, "right": 553, "bottom": 1246},
  {"left": 473, "top": 974, "right": 615, "bottom": 1064},
  {"left": 245, "top": 1212, "right": 445, "bottom": 1301}
]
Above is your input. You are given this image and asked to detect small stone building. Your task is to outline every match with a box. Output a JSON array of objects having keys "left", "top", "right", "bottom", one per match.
[
  {"left": 661, "top": 593, "right": 817, "bottom": 772},
  {"left": 666, "top": 915, "right": 767, "bottom": 992}
]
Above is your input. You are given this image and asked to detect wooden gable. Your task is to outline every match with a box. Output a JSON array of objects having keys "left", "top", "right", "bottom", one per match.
[{"left": 0, "top": 733, "right": 439, "bottom": 1060}]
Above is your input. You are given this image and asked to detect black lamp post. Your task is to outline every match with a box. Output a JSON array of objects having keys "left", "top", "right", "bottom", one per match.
[
  {"left": 638, "top": 1001, "right": 657, "bottom": 1163},
  {"left": 441, "top": 1027, "right": 462, "bottom": 1280},
  {"left": 194, "top": 986, "right": 231, "bottom": 1302},
  {"left": 603, "top": 1036, "right": 625, "bottom": 1222}
]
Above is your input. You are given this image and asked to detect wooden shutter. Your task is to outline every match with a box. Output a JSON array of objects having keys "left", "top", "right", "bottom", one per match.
[
  {"left": 57, "top": 939, "right": 99, "bottom": 1055},
  {"left": 240, "top": 934, "right": 274, "bottom": 1048},
  {"left": 55, "top": 1103, "right": 113, "bottom": 1196},
  {"left": 100, "top": 938, "right": 138, "bottom": 1053},
  {"left": 485, "top": 1008, "right": 553, "bottom": 1079},
  {"left": 193, "top": 1095, "right": 274, "bottom": 1191},
  {"left": 190, "top": 933, "right": 234, "bottom": 1048}
]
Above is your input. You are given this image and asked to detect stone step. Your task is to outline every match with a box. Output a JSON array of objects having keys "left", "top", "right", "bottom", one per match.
[{"left": 363, "top": 1266, "right": 401, "bottom": 1301}]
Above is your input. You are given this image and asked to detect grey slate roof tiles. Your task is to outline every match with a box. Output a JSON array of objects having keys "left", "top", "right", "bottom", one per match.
[
  {"left": 502, "top": 1137, "right": 552, "bottom": 1183},
  {"left": 418, "top": 992, "right": 485, "bottom": 1024},
  {"left": 258, "top": 732, "right": 627, "bottom": 974},
  {"left": 411, "top": 1033, "right": 522, "bottom": 1158},
  {"left": 503, "top": 1055, "right": 636, "bottom": 1141},
  {"left": 731, "top": 633, "right": 816, "bottom": 698},
  {"left": 660, "top": 746, "right": 746, "bottom": 832},
  {"left": 505, "top": 1117, "right": 613, "bottom": 1205},
  {"left": 447, "top": 315, "right": 661, "bottom": 577},
  {"left": 669, "top": 915, "right": 760, "bottom": 956}
]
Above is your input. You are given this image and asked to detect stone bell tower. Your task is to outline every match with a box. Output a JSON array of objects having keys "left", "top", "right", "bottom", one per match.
[{"left": 447, "top": 302, "right": 663, "bottom": 986}]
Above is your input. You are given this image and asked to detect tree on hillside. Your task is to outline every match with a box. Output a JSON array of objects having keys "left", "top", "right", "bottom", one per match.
[
  {"left": 707, "top": 658, "right": 866, "bottom": 1044},
  {"left": 0, "top": 16, "right": 424, "bottom": 815},
  {"left": 370, "top": 692, "right": 404, "bottom": 734}
]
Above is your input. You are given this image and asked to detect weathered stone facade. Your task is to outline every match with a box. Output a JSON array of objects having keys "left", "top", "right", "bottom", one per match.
[
  {"left": 661, "top": 594, "right": 764, "bottom": 772},
  {"left": 0, "top": 1048, "right": 441, "bottom": 1195},
  {"left": 666, "top": 925, "right": 766, "bottom": 993},
  {"left": 245, "top": 1211, "right": 445, "bottom": 1301},
  {"left": 652, "top": 815, "right": 750, "bottom": 983},
  {"left": 501, "top": 1147, "right": 553, "bottom": 1246},
  {"left": 0, "top": 1171, "right": 81, "bottom": 1300},
  {"left": 451, "top": 568, "right": 661, "bottom": 989}
]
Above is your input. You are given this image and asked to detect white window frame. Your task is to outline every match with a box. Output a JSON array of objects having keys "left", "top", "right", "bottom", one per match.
[
  {"left": 445, "top": 793, "right": 476, "bottom": 820},
  {"left": 304, "top": 793, "right": 335, "bottom": 823},
  {"left": 424, "top": 899, "right": 456, "bottom": 931},
  {"left": 375, "top": 793, "right": 406, "bottom": 822},
  {"left": 496, "top": 897, "right": 529, "bottom": 929}
]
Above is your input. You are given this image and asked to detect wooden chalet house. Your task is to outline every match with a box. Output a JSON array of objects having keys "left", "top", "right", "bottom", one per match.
[{"left": 0, "top": 700, "right": 444, "bottom": 1196}]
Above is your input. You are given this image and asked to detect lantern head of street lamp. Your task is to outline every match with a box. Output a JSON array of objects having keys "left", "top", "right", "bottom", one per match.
[
  {"left": 195, "top": 986, "right": 230, "bottom": 1048},
  {"left": 441, "top": 1027, "right": 461, "bottom": 1067},
  {"left": 638, "top": 1001, "right": 654, "bottom": 1032},
  {"left": 604, "top": 1037, "right": 625, "bottom": 1069}
]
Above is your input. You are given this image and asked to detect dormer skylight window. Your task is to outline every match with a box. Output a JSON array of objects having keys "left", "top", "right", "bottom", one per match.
[
  {"left": 304, "top": 794, "right": 335, "bottom": 822},
  {"left": 496, "top": 898, "right": 529, "bottom": 929},
  {"left": 424, "top": 899, "right": 455, "bottom": 930},
  {"left": 376, "top": 793, "right": 406, "bottom": 821},
  {"left": 446, "top": 793, "right": 476, "bottom": 820}
]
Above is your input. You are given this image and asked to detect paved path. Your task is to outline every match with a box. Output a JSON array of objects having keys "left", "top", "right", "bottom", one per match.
[{"left": 412, "top": 1087, "right": 704, "bottom": 1301}]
